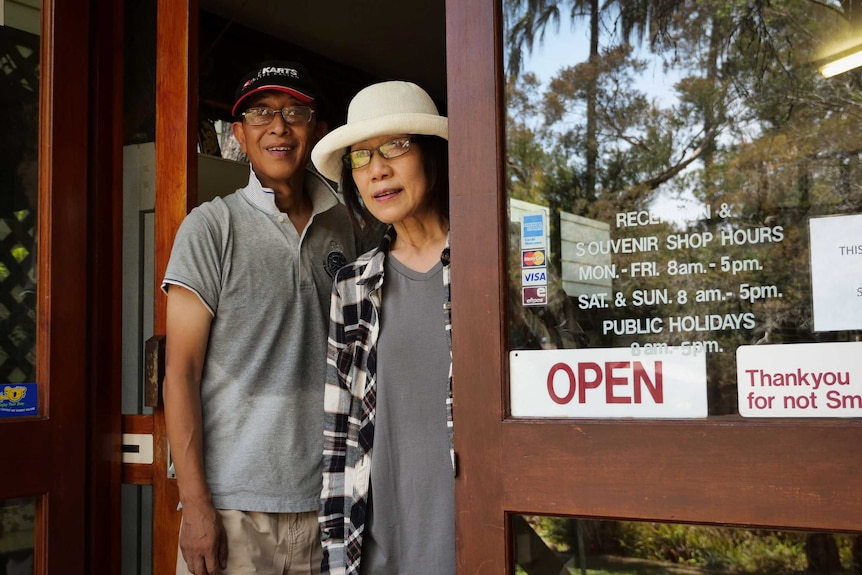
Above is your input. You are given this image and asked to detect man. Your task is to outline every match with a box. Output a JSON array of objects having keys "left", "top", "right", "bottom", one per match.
[{"left": 162, "top": 61, "right": 356, "bottom": 575}]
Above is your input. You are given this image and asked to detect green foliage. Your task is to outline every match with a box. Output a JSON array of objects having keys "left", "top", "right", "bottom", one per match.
[
  {"left": 523, "top": 517, "right": 859, "bottom": 574},
  {"left": 617, "top": 524, "right": 811, "bottom": 572}
]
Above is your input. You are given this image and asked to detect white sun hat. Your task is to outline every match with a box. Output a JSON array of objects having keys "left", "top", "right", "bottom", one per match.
[{"left": 311, "top": 81, "right": 449, "bottom": 182}]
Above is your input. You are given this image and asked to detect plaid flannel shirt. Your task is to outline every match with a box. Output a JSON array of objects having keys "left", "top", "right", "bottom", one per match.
[{"left": 319, "top": 226, "right": 453, "bottom": 575}]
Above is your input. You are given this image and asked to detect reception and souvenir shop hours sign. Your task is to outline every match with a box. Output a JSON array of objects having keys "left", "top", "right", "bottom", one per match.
[
  {"left": 575, "top": 204, "right": 784, "bottom": 355},
  {"left": 510, "top": 206, "right": 862, "bottom": 419}
]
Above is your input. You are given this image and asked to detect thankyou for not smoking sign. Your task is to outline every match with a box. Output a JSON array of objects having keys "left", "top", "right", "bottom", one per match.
[{"left": 737, "top": 342, "right": 862, "bottom": 418}]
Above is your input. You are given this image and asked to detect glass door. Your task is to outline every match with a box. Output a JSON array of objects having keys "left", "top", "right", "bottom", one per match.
[
  {"left": 0, "top": 5, "right": 41, "bottom": 571},
  {"left": 446, "top": 0, "right": 862, "bottom": 572},
  {"left": 0, "top": 0, "right": 96, "bottom": 572}
]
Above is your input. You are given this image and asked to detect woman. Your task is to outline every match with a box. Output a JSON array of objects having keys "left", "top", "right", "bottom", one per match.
[{"left": 311, "top": 81, "right": 453, "bottom": 575}]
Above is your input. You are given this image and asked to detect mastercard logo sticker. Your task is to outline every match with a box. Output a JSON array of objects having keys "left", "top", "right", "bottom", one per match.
[{"left": 522, "top": 249, "right": 546, "bottom": 267}]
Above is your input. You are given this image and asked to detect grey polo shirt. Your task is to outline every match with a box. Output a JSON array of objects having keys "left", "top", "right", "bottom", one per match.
[{"left": 163, "top": 167, "right": 356, "bottom": 512}]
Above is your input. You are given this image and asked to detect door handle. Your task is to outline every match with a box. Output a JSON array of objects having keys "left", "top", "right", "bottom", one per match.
[
  {"left": 144, "top": 334, "right": 165, "bottom": 408},
  {"left": 144, "top": 334, "right": 176, "bottom": 478}
]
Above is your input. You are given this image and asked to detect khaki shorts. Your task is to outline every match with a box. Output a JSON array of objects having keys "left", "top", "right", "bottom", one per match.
[{"left": 176, "top": 509, "right": 321, "bottom": 575}]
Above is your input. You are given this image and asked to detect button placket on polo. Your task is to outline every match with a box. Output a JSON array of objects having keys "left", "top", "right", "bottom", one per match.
[
  {"left": 274, "top": 211, "right": 318, "bottom": 289},
  {"left": 271, "top": 212, "right": 308, "bottom": 286}
]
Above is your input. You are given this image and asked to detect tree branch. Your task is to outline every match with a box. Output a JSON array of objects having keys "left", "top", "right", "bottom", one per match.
[{"left": 643, "top": 125, "right": 720, "bottom": 190}]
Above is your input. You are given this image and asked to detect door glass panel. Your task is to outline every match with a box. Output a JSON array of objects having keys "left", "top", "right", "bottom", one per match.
[
  {"left": 503, "top": 0, "right": 862, "bottom": 418},
  {"left": 122, "top": 0, "right": 156, "bottom": 416},
  {"left": 513, "top": 515, "right": 861, "bottom": 574},
  {"left": 0, "top": 0, "right": 40, "bottom": 420},
  {"left": 0, "top": 497, "right": 34, "bottom": 574}
]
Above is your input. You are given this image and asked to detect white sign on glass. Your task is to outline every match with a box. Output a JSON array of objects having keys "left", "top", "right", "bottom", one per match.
[
  {"left": 810, "top": 214, "right": 862, "bottom": 331},
  {"left": 510, "top": 347, "right": 708, "bottom": 418},
  {"left": 737, "top": 342, "right": 862, "bottom": 417}
]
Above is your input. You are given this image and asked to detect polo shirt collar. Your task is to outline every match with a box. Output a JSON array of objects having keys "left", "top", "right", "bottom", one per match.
[{"left": 241, "top": 165, "right": 339, "bottom": 217}]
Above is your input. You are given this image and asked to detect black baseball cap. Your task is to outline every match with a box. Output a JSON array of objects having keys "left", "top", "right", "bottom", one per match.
[{"left": 232, "top": 61, "right": 320, "bottom": 117}]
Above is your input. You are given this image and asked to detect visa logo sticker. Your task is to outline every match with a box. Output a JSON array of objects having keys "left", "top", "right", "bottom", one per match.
[
  {"left": 522, "top": 249, "right": 546, "bottom": 268},
  {"left": 522, "top": 269, "right": 548, "bottom": 286},
  {"left": 0, "top": 383, "right": 37, "bottom": 418}
]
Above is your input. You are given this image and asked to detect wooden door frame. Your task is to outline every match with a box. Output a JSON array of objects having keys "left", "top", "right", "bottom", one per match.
[
  {"left": 151, "top": 1, "right": 200, "bottom": 573},
  {"left": 446, "top": 0, "right": 862, "bottom": 573},
  {"left": 28, "top": 0, "right": 90, "bottom": 570},
  {"left": 87, "top": 0, "right": 125, "bottom": 572},
  {"left": 447, "top": 0, "right": 510, "bottom": 567}
]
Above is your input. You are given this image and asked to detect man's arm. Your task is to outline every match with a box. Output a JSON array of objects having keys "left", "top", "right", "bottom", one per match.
[{"left": 163, "top": 285, "right": 227, "bottom": 575}]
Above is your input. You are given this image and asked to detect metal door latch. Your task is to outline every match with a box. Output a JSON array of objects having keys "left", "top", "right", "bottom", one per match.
[{"left": 121, "top": 433, "right": 154, "bottom": 464}]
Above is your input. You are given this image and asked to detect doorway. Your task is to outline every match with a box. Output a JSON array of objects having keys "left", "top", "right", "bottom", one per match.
[{"left": 119, "top": 2, "right": 448, "bottom": 573}]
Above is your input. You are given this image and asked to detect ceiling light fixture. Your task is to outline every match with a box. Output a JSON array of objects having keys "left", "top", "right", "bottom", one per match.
[{"left": 819, "top": 43, "right": 862, "bottom": 78}]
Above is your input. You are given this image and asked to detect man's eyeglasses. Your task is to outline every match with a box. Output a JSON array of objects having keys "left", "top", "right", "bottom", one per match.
[
  {"left": 241, "top": 106, "right": 315, "bottom": 126},
  {"left": 343, "top": 137, "right": 416, "bottom": 170}
]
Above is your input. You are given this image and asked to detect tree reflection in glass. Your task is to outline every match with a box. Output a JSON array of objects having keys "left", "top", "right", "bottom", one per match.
[{"left": 503, "top": 0, "right": 862, "bottom": 416}]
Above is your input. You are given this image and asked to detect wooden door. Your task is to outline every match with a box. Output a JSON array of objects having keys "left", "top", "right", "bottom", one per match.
[
  {"left": 446, "top": 0, "right": 862, "bottom": 572},
  {"left": 0, "top": 0, "right": 123, "bottom": 573}
]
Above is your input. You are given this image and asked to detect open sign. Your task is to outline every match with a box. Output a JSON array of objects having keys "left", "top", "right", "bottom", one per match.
[{"left": 510, "top": 348, "right": 707, "bottom": 418}]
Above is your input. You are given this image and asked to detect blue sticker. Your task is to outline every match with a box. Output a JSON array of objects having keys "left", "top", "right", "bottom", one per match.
[
  {"left": 0, "top": 383, "right": 38, "bottom": 417},
  {"left": 521, "top": 213, "right": 546, "bottom": 249}
]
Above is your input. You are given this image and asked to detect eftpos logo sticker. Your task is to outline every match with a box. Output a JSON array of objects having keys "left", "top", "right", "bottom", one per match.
[
  {"left": 522, "top": 249, "right": 546, "bottom": 268},
  {"left": 0, "top": 383, "right": 37, "bottom": 417},
  {"left": 523, "top": 286, "right": 548, "bottom": 307}
]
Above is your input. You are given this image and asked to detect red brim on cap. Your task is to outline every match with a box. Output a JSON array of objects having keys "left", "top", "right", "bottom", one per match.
[{"left": 231, "top": 85, "right": 315, "bottom": 117}]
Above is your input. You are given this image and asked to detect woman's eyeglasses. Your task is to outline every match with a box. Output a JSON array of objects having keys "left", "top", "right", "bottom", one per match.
[{"left": 343, "top": 137, "right": 416, "bottom": 170}]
